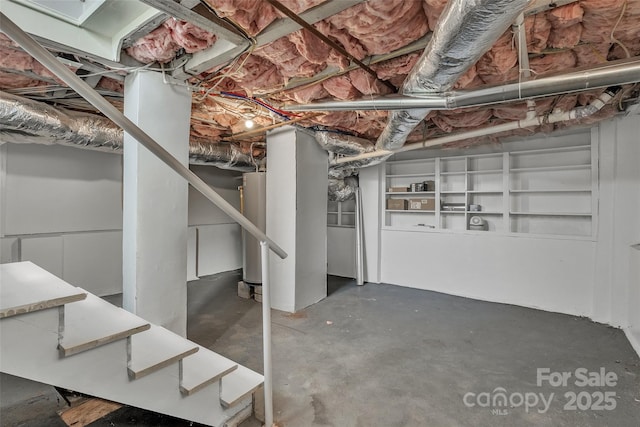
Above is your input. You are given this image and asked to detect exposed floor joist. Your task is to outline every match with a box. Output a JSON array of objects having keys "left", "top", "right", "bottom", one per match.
[
  {"left": 120, "top": 13, "right": 169, "bottom": 50},
  {"left": 172, "top": 0, "right": 366, "bottom": 80},
  {"left": 138, "top": 0, "right": 247, "bottom": 45}
]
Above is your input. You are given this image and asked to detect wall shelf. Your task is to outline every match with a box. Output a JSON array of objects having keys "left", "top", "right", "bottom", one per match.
[
  {"left": 386, "top": 173, "right": 436, "bottom": 178},
  {"left": 386, "top": 210, "right": 435, "bottom": 213},
  {"left": 327, "top": 200, "right": 355, "bottom": 228},
  {"left": 467, "top": 190, "right": 502, "bottom": 194},
  {"left": 385, "top": 191, "right": 435, "bottom": 195},
  {"left": 467, "top": 169, "right": 502, "bottom": 174},
  {"left": 384, "top": 145, "right": 594, "bottom": 236},
  {"left": 510, "top": 164, "right": 590, "bottom": 172},
  {"left": 509, "top": 188, "right": 591, "bottom": 193},
  {"left": 510, "top": 212, "right": 591, "bottom": 217}
]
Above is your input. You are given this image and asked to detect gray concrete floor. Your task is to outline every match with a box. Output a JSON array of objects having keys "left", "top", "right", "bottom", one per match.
[{"left": 2, "top": 272, "right": 639, "bottom": 426}]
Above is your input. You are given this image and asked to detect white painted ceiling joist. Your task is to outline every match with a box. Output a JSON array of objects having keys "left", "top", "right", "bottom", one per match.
[{"left": 172, "top": 0, "right": 366, "bottom": 80}]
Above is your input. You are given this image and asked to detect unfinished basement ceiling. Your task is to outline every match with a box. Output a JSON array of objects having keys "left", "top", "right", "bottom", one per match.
[{"left": 0, "top": 0, "right": 639, "bottom": 167}]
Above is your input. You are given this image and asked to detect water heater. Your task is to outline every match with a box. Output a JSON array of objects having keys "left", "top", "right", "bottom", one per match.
[{"left": 242, "top": 172, "right": 266, "bottom": 284}]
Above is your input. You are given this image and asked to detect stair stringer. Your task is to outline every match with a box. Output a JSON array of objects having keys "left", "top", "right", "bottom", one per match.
[{"left": 0, "top": 306, "right": 253, "bottom": 426}]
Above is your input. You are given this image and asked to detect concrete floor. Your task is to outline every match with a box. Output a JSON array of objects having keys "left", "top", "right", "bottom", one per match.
[{"left": 2, "top": 272, "right": 639, "bottom": 426}]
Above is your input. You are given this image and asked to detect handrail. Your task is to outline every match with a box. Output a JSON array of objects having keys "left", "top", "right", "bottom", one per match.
[
  {"left": 1, "top": 12, "right": 281, "bottom": 426},
  {"left": 0, "top": 12, "right": 287, "bottom": 260}
]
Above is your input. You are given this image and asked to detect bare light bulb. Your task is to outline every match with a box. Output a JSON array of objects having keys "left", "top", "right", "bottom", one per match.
[{"left": 245, "top": 119, "right": 255, "bottom": 129}]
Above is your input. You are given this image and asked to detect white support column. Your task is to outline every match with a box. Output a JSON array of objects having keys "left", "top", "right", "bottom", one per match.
[
  {"left": 266, "top": 126, "right": 328, "bottom": 312},
  {"left": 122, "top": 71, "right": 191, "bottom": 336},
  {"left": 359, "top": 164, "right": 383, "bottom": 284}
]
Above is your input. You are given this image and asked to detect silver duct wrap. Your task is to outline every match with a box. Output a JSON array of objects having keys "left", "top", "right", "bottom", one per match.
[
  {"left": 376, "top": 0, "right": 531, "bottom": 151},
  {"left": 0, "top": 91, "right": 123, "bottom": 151},
  {"left": 0, "top": 90, "right": 257, "bottom": 171},
  {"left": 315, "top": 131, "right": 375, "bottom": 156},
  {"left": 328, "top": 174, "right": 359, "bottom": 202},
  {"left": 188, "top": 140, "right": 256, "bottom": 171}
]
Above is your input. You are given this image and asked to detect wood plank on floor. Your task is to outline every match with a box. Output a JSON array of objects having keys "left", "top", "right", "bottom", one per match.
[{"left": 58, "top": 398, "right": 122, "bottom": 427}]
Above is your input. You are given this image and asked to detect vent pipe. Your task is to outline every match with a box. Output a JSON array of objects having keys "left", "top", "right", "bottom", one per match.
[
  {"left": 286, "top": 58, "right": 640, "bottom": 112},
  {"left": 0, "top": 91, "right": 256, "bottom": 171},
  {"left": 376, "top": 0, "right": 530, "bottom": 150}
]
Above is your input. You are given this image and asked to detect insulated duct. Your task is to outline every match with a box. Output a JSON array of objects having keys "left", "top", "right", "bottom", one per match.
[
  {"left": 0, "top": 91, "right": 122, "bottom": 151},
  {"left": 376, "top": 0, "right": 531, "bottom": 151},
  {"left": 328, "top": 174, "right": 358, "bottom": 202},
  {"left": 0, "top": 90, "right": 255, "bottom": 171},
  {"left": 286, "top": 58, "right": 640, "bottom": 112},
  {"left": 188, "top": 140, "right": 256, "bottom": 171},
  {"left": 315, "top": 131, "right": 374, "bottom": 156},
  {"left": 334, "top": 87, "right": 621, "bottom": 165}
]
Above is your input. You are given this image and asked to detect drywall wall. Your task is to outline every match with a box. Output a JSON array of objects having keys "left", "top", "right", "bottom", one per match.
[
  {"left": 359, "top": 164, "right": 383, "bottom": 283},
  {"left": 188, "top": 173, "right": 242, "bottom": 278},
  {"left": 2, "top": 142, "right": 122, "bottom": 235},
  {"left": 590, "top": 115, "right": 640, "bottom": 357},
  {"left": 0, "top": 142, "right": 123, "bottom": 295},
  {"left": 381, "top": 230, "right": 595, "bottom": 315},
  {"left": 357, "top": 122, "right": 639, "bottom": 331},
  {"left": 327, "top": 226, "right": 356, "bottom": 278},
  {"left": 267, "top": 126, "right": 328, "bottom": 312},
  {"left": 0, "top": 141, "right": 243, "bottom": 296}
]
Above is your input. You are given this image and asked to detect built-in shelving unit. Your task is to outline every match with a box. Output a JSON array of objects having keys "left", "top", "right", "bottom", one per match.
[
  {"left": 327, "top": 199, "right": 356, "bottom": 228},
  {"left": 383, "top": 144, "right": 595, "bottom": 237}
]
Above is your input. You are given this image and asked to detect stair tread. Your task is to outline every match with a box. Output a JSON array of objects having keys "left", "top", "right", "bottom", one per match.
[
  {"left": 59, "top": 291, "right": 150, "bottom": 356},
  {"left": 0, "top": 261, "right": 86, "bottom": 318},
  {"left": 180, "top": 346, "right": 238, "bottom": 395},
  {"left": 128, "top": 325, "right": 199, "bottom": 380},
  {"left": 220, "top": 365, "right": 264, "bottom": 408}
]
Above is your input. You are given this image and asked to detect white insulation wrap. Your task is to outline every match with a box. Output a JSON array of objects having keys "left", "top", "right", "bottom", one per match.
[{"left": 376, "top": 0, "right": 531, "bottom": 150}]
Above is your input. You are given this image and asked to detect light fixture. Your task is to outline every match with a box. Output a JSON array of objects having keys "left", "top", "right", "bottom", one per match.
[{"left": 244, "top": 119, "right": 255, "bottom": 129}]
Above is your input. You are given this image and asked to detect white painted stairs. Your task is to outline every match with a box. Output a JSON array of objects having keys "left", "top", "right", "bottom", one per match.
[{"left": 0, "top": 261, "right": 263, "bottom": 426}]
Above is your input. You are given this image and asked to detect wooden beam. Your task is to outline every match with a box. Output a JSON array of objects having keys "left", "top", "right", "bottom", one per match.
[
  {"left": 138, "top": 0, "right": 247, "bottom": 45},
  {"left": 173, "top": 0, "right": 365, "bottom": 79}
]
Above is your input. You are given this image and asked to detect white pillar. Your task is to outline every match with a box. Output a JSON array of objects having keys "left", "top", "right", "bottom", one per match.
[
  {"left": 360, "top": 164, "right": 383, "bottom": 284},
  {"left": 266, "top": 127, "right": 328, "bottom": 312},
  {"left": 122, "top": 71, "right": 191, "bottom": 336}
]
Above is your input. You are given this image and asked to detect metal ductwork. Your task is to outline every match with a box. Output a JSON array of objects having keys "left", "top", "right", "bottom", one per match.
[
  {"left": 286, "top": 58, "right": 640, "bottom": 112},
  {"left": 314, "top": 131, "right": 374, "bottom": 156},
  {"left": 0, "top": 91, "right": 123, "bottom": 151},
  {"left": 334, "top": 87, "right": 621, "bottom": 165},
  {"left": 328, "top": 172, "right": 359, "bottom": 202},
  {"left": 375, "top": 0, "right": 531, "bottom": 151},
  {"left": 188, "top": 140, "right": 255, "bottom": 171},
  {"left": 0, "top": 90, "right": 255, "bottom": 171}
]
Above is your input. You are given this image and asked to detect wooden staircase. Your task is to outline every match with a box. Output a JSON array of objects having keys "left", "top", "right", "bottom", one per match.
[{"left": 0, "top": 261, "right": 263, "bottom": 426}]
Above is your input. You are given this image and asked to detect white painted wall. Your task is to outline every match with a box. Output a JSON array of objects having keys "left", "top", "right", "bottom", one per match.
[
  {"left": 327, "top": 226, "right": 355, "bottom": 278},
  {"left": 0, "top": 142, "right": 123, "bottom": 295},
  {"left": 123, "top": 70, "right": 191, "bottom": 335},
  {"left": 0, "top": 141, "right": 243, "bottom": 297},
  {"left": 355, "top": 117, "right": 640, "bottom": 357},
  {"left": 267, "top": 127, "right": 328, "bottom": 312},
  {"left": 360, "top": 164, "right": 383, "bottom": 283},
  {"left": 591, "top": 116, "right": 640, "bottom": 356},
  {"left": 381, "top": 230, "right": 595, "bottom": 315}
]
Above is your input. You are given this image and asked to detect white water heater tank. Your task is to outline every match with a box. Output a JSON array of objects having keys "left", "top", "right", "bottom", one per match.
[{"left": 242, "top": 172, "right": 266, "bottom": 284}]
